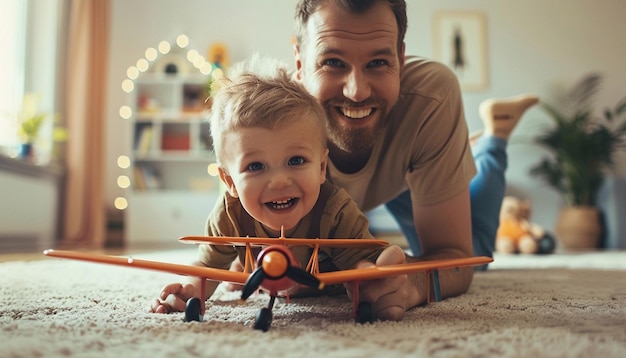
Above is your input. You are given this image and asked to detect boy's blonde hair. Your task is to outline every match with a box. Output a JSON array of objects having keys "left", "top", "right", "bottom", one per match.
[{"left": 209, "top": 55, "right": 327, "bottom": 164}]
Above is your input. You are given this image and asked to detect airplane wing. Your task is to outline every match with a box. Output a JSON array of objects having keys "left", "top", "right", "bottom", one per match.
[
  {"left": 43, "top": 250, "right": 249, "bottom": 284},
  {"left": 43, "top": 250, "right": 491, "bottom": 288},
  {"left": 179, "top": 236, "right": 389, "bottom": 249},
  {"left": 315, "top": 256, "right": 493, "bottom": 285}
]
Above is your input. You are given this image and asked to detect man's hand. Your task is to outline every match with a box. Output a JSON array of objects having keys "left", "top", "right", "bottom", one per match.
[
  {"left": 150, "top": 282, "right": 196, "bottom": 314},
  {"left": 346, "top": 245, "right": 416, "bottom": 321}
]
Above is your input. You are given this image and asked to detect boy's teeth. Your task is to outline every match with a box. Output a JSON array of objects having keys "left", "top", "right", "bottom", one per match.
[{"left": 271, "top": 198, "right": 294, "bottom": 209}]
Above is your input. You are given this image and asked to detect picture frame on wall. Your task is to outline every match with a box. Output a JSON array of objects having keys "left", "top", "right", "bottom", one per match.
[{"left": 432, "top": 11, "right": 488, "bottom": 92}]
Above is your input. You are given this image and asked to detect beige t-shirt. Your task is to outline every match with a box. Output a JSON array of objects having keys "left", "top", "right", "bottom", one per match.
[
  {"left": 200, "top": 182, "right": 385, "bottom": 272},
  {"left": 327, "top": 56, "right": 476, "bottom": 212}
]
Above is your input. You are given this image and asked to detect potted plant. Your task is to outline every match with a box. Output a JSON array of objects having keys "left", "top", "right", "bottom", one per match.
[
  {"left": 530, "top": 74, "right": 626, "bottom": 249},
  {"left": 17, "top": 93, "right": 66, "bottom": 161}
]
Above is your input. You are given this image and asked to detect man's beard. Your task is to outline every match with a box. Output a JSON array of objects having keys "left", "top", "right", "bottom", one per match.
[{"left": 325, "top": 108, "right": 386, "bottom": 154}]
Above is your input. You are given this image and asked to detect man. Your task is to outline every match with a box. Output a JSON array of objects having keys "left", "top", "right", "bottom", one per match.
[{"left": 292, "top": 0, "right": 538, "bottom": 320}]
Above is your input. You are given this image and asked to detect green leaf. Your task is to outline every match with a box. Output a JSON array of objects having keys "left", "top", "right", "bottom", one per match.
[{"left": 530, "top": 74, "right": 626, "bottom": 206}]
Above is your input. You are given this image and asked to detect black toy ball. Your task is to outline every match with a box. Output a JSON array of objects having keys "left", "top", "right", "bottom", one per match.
[{"left": 536, "top": 233, "right": 556, "bottom": 254}]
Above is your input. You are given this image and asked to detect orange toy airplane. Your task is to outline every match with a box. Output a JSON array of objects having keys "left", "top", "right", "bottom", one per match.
[{"left": 44, "top": 231, "right": 492, "bottom": 331}]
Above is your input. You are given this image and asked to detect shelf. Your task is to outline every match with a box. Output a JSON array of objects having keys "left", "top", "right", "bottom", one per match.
[
  {"left": 133, "top": 151, "right": 215, "bottom": 162},
  {"left": 135, "top": 74, "right": 208, "bottom": 116},
  {"left": 126, "top": 190, "right": 221, "bottom": 243},
  {"left": 135, "top": 73, "right": 208, "bottom": 84},
  {"left": 132, "top": 158, "right": 219, "bottom": 191},
  {"left": 124, "top": 39, "right": 222, "bottom": 245},
  {"left": 127, "top": 68, "right": 218, "bottom": 193},
  {"left": 135, "top": 113, "right": 208, "bottom": 121}
]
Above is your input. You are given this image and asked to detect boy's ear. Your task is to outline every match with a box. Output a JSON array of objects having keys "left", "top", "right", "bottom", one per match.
[
  {"left": 320, "top": 148, "right": 329, "bottom": 184},
  {"left": 218, "top": 167, "right": 238, "bottom": 198}
]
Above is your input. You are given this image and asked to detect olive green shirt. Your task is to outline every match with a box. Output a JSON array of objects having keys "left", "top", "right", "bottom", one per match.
[{"left": 199, "top": 182, "right": 385, "bottom": 272}]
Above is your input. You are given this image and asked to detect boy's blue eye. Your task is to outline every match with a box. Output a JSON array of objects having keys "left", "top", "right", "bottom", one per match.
[
  {"left": 288, "top": 156, "right": 305, "bottom": 166},
  {"left": 247, "top": 162, "right": 265, "bottom": 171}
]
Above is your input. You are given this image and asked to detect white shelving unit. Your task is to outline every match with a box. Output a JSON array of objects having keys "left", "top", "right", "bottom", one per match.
[{"left": 124, "top": 46, "right": 221, "bottom": 247}]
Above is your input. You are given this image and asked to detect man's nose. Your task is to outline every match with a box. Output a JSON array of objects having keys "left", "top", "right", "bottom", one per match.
[{"left": 343, "top": 69, "right": 371, "bottom": 103}]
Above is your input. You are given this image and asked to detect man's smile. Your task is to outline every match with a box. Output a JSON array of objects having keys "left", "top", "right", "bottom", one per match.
[{"left": 340, "top": 107, "right": 373, "bottom": 119}]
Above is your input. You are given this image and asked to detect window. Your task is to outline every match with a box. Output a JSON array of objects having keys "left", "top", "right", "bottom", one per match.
[
  {"left": 0, "top": 0, "right": 26, "bottom": 156},
  {"left": 0, "top": 0, "right": 62, "bottom": 163}
]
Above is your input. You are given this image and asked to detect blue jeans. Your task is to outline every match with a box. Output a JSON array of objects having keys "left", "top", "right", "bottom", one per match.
[{"left": 385, "top": 136, "right": 506, "bottom": 262}]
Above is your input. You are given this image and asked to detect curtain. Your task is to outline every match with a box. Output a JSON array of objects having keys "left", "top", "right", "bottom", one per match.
[{"left": 61, "top": 0, "right": 110, "bottom": 247}]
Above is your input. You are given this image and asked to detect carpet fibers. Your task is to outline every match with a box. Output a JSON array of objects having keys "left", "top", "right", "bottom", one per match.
[{"left": 1, "top": 249, "right": 625, "bottom": 357}]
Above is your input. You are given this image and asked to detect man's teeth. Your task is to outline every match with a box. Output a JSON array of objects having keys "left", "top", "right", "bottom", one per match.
[
  {"left": 341, "top": 108, "right": 372, "bottom": 119},
  {"left": 271, "top": 198, "right": 295, "bottom": 209}
]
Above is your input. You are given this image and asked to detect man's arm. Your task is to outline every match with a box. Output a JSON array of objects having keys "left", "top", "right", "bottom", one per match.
[
  {"left": 411, "top": 186, "right": 474, "bottom": 298},
  {"left": 353, "top": 187, "right": 473, "bottom": 321}
]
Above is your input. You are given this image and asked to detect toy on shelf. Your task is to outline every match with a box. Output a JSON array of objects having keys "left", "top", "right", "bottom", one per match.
[
  {"left": 138, "top": 93, "right": 160, "bottom": 113},
  {"left": 496, "top": 196, "right": 556, "bottom": 254},
  {"left": 207, "top": 42, "right": 230, "bottom": 71}
]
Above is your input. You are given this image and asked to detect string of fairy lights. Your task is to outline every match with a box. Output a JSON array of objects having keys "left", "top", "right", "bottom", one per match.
[{"left": 113, "top": 34, "right": 221, "bottom": 211}]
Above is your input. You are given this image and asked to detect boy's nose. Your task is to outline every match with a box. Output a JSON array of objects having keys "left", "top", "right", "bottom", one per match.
[{"left": 267, "top": 172, "right": 292, "bottom": 189}]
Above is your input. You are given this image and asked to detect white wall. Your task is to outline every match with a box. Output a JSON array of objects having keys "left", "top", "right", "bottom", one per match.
[
  {"left": 106, "top": 0, "right": 626, "bottom": 233},
  {"left": 0, "top": 162, "right": 60, "bottom": 252}
]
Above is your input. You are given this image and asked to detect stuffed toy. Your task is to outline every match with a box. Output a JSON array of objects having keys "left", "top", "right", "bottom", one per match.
[{"left": 495, "top": 196, "right": 556, "bottom": 254}]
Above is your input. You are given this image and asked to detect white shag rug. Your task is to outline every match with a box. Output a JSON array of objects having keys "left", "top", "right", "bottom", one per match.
[{"left": 1, "top": 249, "right": 625, "bottom": 358}]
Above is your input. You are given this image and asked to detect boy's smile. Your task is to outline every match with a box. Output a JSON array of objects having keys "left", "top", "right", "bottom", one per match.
[
  {"left": 218, "top": 118, "right": 328, "bottom": 234},
  {"left": 267, "top": 197, "right": 298, "bottom": 210}
]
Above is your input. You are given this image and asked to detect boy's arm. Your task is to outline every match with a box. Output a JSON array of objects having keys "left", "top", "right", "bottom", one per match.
[
  {"left": 150, "top": 260, "right": 221, "bottom": 314},
  {"left": 151, "top": 242, "right": 239, "bottom": 315},
  {"left": 151, "top": 190, "right": 242, "bottom": 314}
]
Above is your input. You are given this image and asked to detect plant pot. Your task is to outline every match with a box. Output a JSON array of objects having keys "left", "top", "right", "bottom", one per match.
[
  {"left": 18, "top": 143, "right": 34, "bottom": 160},
  {"left": 555, "top": 206, "right": 602, "bottom": 250}
]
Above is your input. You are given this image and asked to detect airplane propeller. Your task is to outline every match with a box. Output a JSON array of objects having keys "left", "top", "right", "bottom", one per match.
[
  {"left": 241, "top": 267, "right": 265, "bottom": 300},
  {"left": 240, "top": 248, "right": 323, "bottom": 300},
  {"left": 285, "top": 266, "right": 323, "bottom": 289}
]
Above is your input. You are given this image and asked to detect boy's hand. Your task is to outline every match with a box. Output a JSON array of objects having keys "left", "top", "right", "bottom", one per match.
[
  {"left": 226, "top": 260, "right": 245, "bottom": 291},
  {"left": 345, "top": 245, "right": 411, "bottom": 321},
  {"left": 150, "top": 282, "right": 196, "bottom": 314}
]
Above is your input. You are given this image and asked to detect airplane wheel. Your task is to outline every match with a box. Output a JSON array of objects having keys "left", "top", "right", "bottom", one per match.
[
  {"left": 356, "top": 302, "right": 374, "bottom": 324},
  {"left": 184, "top": 297, "right": 201, "bottom": 322},
  {"left": 253, "top": 308, "right": 273, "bottom": 332}
]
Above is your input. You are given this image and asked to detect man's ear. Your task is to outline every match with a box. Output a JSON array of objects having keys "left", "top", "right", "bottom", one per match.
[
  {"left": 218, "top": 167, "right": 238, "bottom": 198},
  {"left": 399, "top": 41, "right": 406, "bottom": 67},
  {"left": 320, "top": 148, "right": 329, "bottom": 184},
  {"left": 293, "top": 44, "right": 303, "bottom": 81}
]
